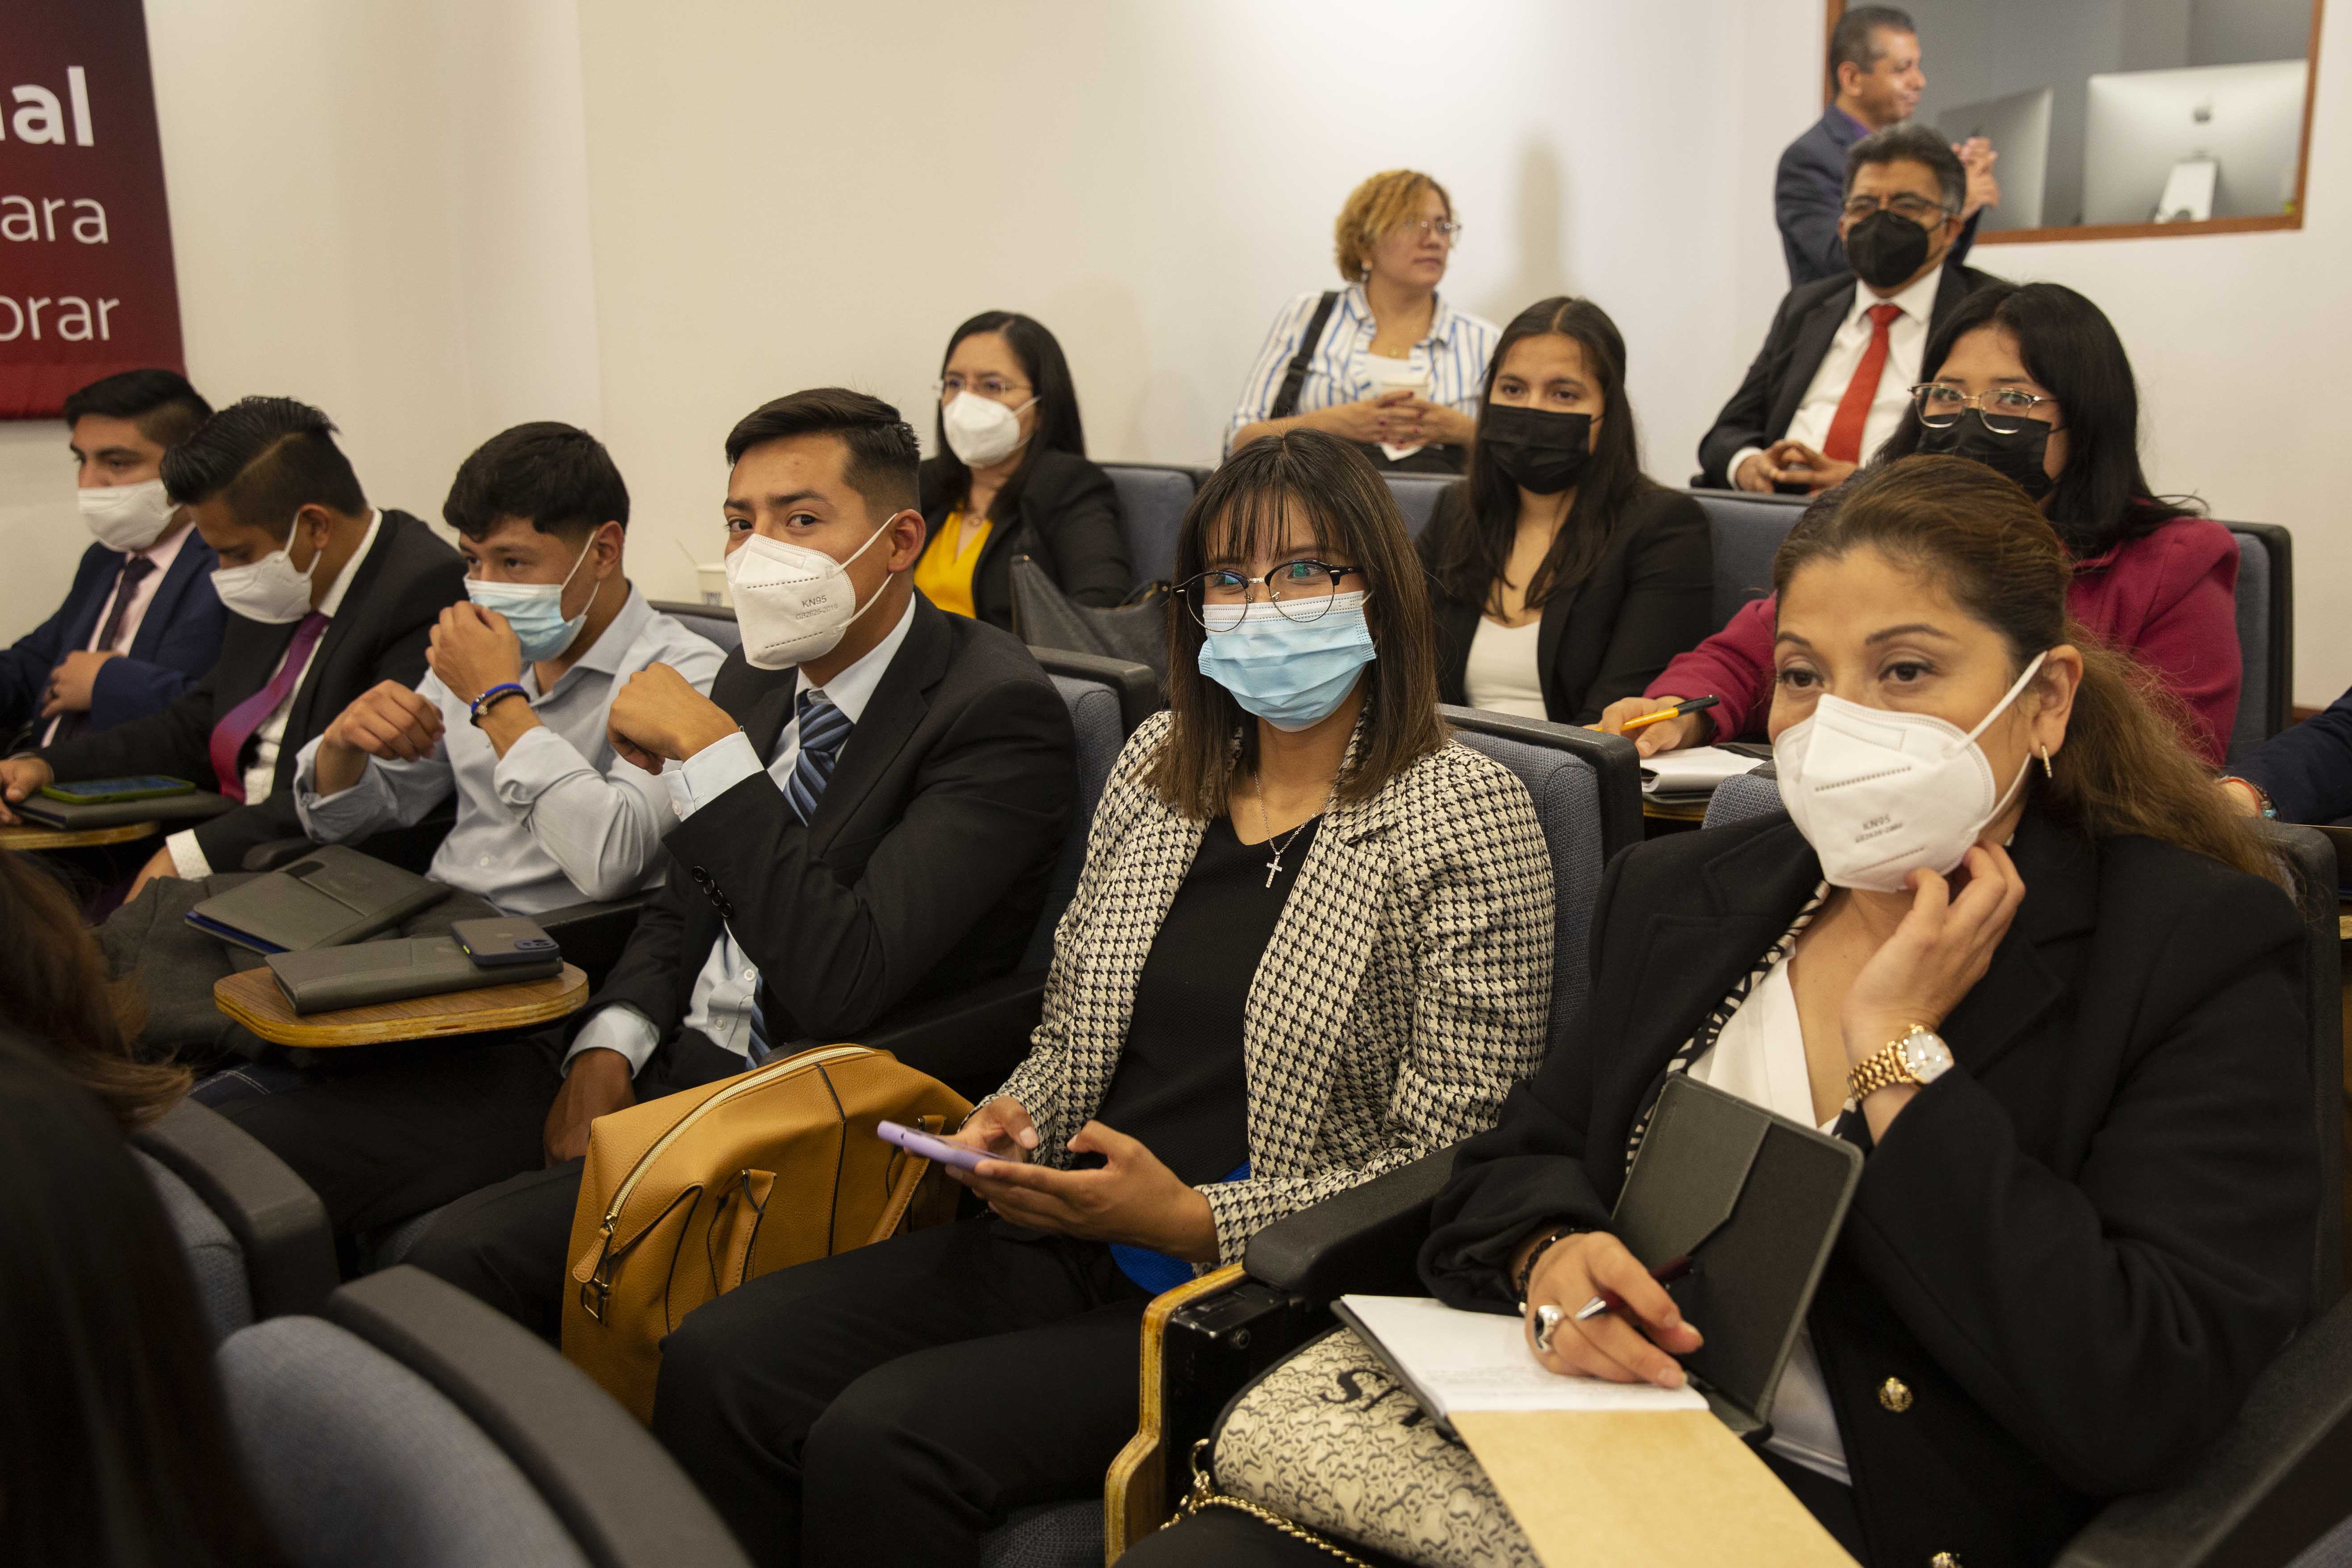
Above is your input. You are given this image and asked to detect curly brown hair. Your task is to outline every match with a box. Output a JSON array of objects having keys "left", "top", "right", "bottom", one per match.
[
  {"left": 0, "top": 854, "right": 185, "bottom": 1131},
  {"left": 1333, "top": 169, "right": 1452, "bottom": 282}
]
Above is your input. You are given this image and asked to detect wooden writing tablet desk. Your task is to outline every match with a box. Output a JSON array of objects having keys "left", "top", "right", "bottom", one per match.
[
  {"left": 0, "top": 819, "right": 161, "bottom": 851},
  {"left": 214, "top": 963, "right": 589, "bottom": 1048}
]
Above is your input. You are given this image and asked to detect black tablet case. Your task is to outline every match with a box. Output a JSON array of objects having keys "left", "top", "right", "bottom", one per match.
[
  {"left": 186, "top": 845, "right": 450, "bottom": 954},
  {"left": 1612, "top": 1073, "right": 1865, "bottom": 1441},
  {"left": 18, "top": 789, "right": 237, "bottom": 830},
  {"left": 266, "top": 936, "right": 562, "bottom": 1014}
]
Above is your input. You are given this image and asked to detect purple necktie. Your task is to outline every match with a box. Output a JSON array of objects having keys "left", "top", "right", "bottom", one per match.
[
  {"left": 47, "top": 554, "right": 156, "bottom": 745},
  {"left": 208, "top": 612, "right": 328, "bottom": 802}
]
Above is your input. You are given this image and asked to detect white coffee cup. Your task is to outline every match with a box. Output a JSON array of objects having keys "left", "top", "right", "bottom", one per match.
[{"left": 696, "top": 564, "right": 730, "bottom": 608}]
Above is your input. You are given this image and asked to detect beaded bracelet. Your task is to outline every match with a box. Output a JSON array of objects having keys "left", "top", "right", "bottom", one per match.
[
  {"left": 470, "top": 682, "right": 529, "bottom": 727},
  {"left": 1512, "top": 1226, "right": 1581, "bottom": 1309}
]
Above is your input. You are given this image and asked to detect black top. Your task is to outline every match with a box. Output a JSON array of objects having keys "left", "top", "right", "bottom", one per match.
[
  {"left": 1420, "top": 484, "right": 1715, "bottom": 725},
  {"left": 917, "top": 448, "right": 1135, "bottom": 632},
  {"left": 1093, "top": 813, "right": 1321, "bottom": 1186},
  {"left": 1420, "top": 808, "right": 2313, "bottom": 1567}
]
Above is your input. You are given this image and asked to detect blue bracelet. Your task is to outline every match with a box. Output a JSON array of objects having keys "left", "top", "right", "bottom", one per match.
[{"left": 470, "top": 682, "right": 529, "bottom": 726}]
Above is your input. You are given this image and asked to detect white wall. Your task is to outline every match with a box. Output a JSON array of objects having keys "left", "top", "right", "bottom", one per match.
[{"left": 5, "top": 0, "right": 2348, "bottom": 705}]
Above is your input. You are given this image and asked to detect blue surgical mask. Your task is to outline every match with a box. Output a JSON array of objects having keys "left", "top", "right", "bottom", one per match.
[
  {"left": 467, "top": 533, "right": 597, "bottom": 662},
  {"left": 1194, "top": 590, "right": 1375, "bottom": 732}
]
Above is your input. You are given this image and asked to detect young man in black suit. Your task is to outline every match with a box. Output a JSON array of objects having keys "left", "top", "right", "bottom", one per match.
[
  {"left": 1774, "top": 5, "right": 1996, "bottom": 287},
  {"left": 1702, "top": 124, "right": 2000, "bottom": 495},
  {"left": 1, "top": 370, "right": 224, "bottom": 750},
  {"left": 0, "top": 397, "right": 468, "bottom": 883},
  {"left": 408, "top": 387, "right": 1076, "bottom": 1330}
]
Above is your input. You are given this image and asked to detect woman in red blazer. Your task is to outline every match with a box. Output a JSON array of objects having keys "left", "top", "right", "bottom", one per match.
[{"left": 1608, "top": 282, "right": 2240, "bottom": 765}]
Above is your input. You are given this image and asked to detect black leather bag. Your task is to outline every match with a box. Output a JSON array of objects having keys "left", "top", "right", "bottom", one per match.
[{"left": 1008, "top": 557, "right": 1169, "bottom": 678}]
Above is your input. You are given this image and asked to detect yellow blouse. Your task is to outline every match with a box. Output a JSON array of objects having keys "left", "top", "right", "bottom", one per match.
[{"left": 913, "top": 509, "right": 992, "bottom": 620}]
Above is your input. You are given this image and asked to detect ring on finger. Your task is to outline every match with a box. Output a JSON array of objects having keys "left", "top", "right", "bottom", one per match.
[{"left": 1532, "top": 1303, "right": 1565, "bottom": 1354}]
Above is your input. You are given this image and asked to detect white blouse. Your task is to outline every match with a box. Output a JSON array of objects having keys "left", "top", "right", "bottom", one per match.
[
  {"left": 1687, "top": 954, "right": 1852, "bottom": 1488},
  {"left": 1462, "top": 616, "right": 1547, "bottom": 721}
]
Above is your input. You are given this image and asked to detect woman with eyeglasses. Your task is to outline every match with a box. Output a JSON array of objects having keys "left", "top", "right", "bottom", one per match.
[
  {"left": 915, "top": 310, "right": 1132, "bottom": 629},
  {"left": 646, "top": 431, "right": 1554, "bottom": 1568},
  {"left": 1226, "top": 170, "right": 1500, "bottom": 475},
  {"left": 1420, "top": 296, "right": 1715, "bottom": 724},
  {"left": 1607, "top": 281, "right": 2241, "bottom": 763}
]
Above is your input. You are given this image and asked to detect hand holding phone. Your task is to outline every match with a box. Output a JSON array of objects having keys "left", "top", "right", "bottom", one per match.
[{"left": 877, "top": 1119, "right": 991, "bottom": 1173}]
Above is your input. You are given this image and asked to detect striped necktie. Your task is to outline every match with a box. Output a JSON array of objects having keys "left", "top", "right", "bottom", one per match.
[{"left": 749, "top": 690, "right": 855, "bottom": 1063}]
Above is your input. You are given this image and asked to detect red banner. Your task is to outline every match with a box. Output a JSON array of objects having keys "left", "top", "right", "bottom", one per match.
[{"left": 0, "top": 0, "right": 184, "bottom": 417}]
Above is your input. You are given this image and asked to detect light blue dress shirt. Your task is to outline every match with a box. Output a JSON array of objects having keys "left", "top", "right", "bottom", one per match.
[{"left": 291, "top": 586, "right": 724, "bottom": 915}]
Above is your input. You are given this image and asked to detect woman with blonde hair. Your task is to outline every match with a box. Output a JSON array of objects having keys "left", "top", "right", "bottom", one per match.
[{"left": 1227, "top": 169, "right": 1500, "bottom": 474}]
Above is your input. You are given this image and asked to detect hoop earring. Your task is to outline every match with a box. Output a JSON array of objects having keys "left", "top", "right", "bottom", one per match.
[{"left": 2039, "top": 745, "right": 2053, "bottom": 779}]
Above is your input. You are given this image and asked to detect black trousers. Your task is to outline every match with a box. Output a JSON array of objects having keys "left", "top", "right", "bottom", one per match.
[
  {"left": 648, "top": 1214, "right": 1149, "bottom": 1568},
  {"left": 193, "top": 1027, "right": 563, "bottom": 1237},
  {"left": 1116, "top": 1449, "right": 1869, "bottom": 1566},
  {"left": 405, "top": 1028, "right": 747, "bottom": 1341}
]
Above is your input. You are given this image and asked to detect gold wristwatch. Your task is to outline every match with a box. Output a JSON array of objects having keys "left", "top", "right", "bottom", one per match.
[{"left": 1846, "top": 1024, "right": 1954, "bottom": 1102}]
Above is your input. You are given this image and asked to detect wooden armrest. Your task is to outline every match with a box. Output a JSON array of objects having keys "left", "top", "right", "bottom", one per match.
[
  {"left": 213, "top": 964, "right": 589, "bottom": 1047},
  {"left": 1105, "top": 1263, "right": 1248, "bottom": 1563}
]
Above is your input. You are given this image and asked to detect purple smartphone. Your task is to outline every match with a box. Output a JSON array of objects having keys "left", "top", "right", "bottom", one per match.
[{"left": 876, "top": 1119, "right": 990, "bottom": 1172}]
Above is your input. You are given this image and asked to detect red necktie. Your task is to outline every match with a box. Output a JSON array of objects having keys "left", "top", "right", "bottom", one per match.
[
  {"left": 208, "top": 612, "right": 328, "bottom": 801},
  {"left": 1822, "top": 303, "right": 1903, "bottom": 465}
]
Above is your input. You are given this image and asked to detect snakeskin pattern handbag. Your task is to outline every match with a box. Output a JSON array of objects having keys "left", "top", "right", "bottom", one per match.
[{"left": 1187, "top": 1326, "right": 1538, "bottom": 1568}]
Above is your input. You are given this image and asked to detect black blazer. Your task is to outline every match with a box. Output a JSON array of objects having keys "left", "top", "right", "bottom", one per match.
[
  {"left": 35, "top": 509, "right": 467, "bottom": 872},
  {"left": 917, "top": 448, "right": 1133, "bottom": 631},
  {"left": 591, "top": 593, "right": 1076, "bottom": 1050},
  {"left": 1697, "top": 264, "right": 2000, "bottom": 488},
  {"left": 1422, "top": 811, "right": 2316, "bottom": 1568},
  {"left": 1776, "top": 106, "right": 1981, "bottom": 287},
  {"left": 1420, "top": 485, "right": 1715, "bottom": 725},
  {"left": 0, "top": 529, "right": 225, "bottom": 736}
]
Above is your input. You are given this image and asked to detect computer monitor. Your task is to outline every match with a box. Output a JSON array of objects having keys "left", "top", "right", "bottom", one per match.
[
  {"left": 1935, "top": 87, "right": 2052, "bottom": 231},
  {"left": 2083, "top": 59, "right": 2308, "bottom": 225}
]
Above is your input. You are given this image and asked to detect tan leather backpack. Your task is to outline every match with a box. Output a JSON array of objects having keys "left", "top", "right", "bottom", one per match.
[{"left": 562, "top": 1044, "right": 971, "bottom": 1421}]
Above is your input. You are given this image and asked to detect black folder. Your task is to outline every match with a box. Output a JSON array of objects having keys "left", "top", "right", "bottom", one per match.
[
  {"left": 266, "top": 936, "right": 562, "bottom": 1014},
  {"left": 17, "top": 789, "right": 237, "bottom": 830},
  {"left": 1612, "top": 1073, "right": 1864, "bottom": 1443},
  {"left": 185, "top": 845, "right": 450, "bottom": 954}
]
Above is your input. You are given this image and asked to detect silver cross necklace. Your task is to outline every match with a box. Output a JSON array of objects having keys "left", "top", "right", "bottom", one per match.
[{"left": 1250, "top": 769, "right": 1326, "bottom": 889}]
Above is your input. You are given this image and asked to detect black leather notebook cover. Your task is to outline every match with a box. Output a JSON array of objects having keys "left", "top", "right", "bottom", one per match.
[
  {"left": 18, "top": 790, "right": 236, "bottom": 830},
  {"left": 1611, "top": 1074, "right": 1864, "bottom": 1441},
  {"left": 186, "top": 845, "right": 450, "bottom": 954},
  {"left": 266, "top": 936, "right": 562, "bottom": 1015}
]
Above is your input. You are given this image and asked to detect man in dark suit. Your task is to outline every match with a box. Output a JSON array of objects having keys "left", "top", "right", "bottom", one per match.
[
  {"left": 250, "top": 387, "right": 1081, "bottom": 1271},
  {"left": 1702, "top": 125, "right": 2000, "bottom": 495},
  {"left": 1, "top": 370, "right": 225, "bottom": 749},
  {"left": 1777, "top": 4, "right": 1997, "bottom": 287},
  {"left": 0, "top": 396, "right": 468, "bottom": 888}
]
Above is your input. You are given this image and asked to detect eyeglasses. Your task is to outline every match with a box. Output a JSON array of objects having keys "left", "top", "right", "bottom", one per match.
[
  {"left": 1178, "top": 559, "right": 1363, "bottom": 630},
  {"left": 1392, "top": 218, "right": 1463, "bottom": 242},
  {"left": 1909, "top": 383, "right": 2059, "bottom": 434},
  {"left": 1840, "top": 192, "right": 1954, "bottom": 224},
  {"left": 935, "top": 374, "right": 1031, "bottom": 402}
]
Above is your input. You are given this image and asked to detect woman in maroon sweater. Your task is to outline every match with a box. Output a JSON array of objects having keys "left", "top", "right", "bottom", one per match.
[{"left": 1606, "top": 282, "right": 2240, "bottom": 765}]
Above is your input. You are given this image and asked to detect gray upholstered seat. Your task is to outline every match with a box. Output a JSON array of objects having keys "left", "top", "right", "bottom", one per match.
[
  {"left": 650, "top": 600, "right": 744, "bottom": 655},
  {"left": 219, "top": 1315, "right": 591, "bottom": 1568},
  {"left": 1447, "top": 725, "right": 1611, "bottom": 1034},
  {"left": 1701, "top": 767, "right": 1788, "bottom": 830},
  {"left": 1382, "top": 473, "right": 1456, "bottom": 538},
  {"left": 1103, "top": 463, "right": 1199, "bottom": 584},
  {"left": 1019, "top": 672, "right": 1127, "bottom": 972},
  {"left": 1686, "top": 488, "right": 1805, "bottom": 629},
  {"left": 137, "top": 1147, "right": 254, "bottom": 1341}
]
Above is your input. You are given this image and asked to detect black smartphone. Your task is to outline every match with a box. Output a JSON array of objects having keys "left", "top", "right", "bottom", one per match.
[
  {"left": 451, "top": 917, "right": 562, "bottom": 968},
  {"left": 39, "top": 775, "right": 196, "bottom": 804}
]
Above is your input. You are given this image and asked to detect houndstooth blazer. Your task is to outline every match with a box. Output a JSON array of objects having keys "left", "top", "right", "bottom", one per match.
[{"left": 990, "top": 709, "right": 1555, "bottom": 1264}]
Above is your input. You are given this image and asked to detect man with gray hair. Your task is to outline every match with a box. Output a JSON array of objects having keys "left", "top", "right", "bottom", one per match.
[
  {"left": 1776, "top": 4, "right": 2000, "bottom": 286},
  {"left": 1704, "top": 123, "right": 2000, "bottom": 494}
]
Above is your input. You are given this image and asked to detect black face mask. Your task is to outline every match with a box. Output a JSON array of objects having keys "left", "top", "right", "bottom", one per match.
[
  {"left": 1915, "top": 409, "right": 2057, "bottom": 501},
  {"left": 1844, "top": 208, "right": 1934, "bottom": 290},
  {"left": 1480, "top": 407, "right": 1593, "bottom": 495}
]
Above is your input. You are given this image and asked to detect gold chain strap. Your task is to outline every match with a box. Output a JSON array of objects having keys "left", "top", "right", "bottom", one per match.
[{"left": 1162, "top": 1439, "right": 1382, "bottom": 1568}]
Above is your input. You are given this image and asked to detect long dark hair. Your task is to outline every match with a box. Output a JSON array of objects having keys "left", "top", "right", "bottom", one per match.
[
  {"left": 931, "top": 311, "right": 1087, "bottom": 524},
  {"left": 1150, "top": 430, "right": 1447, "bottom": 818},
  {"left": 1877, "top": 281, "right": 2195, "bottom": 558},
  {"left": 0, "top": 1042, "right": 282, "bottom": 1566},
  {"left": 1424, "top": 297, "right": 1657, "bottom": 614},
  {"left": 0, "top": 851, "right": 184, "bottom": 1131},
  {"left": 1775, "top": 456, "right": 2268, "bottom": 883}
]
